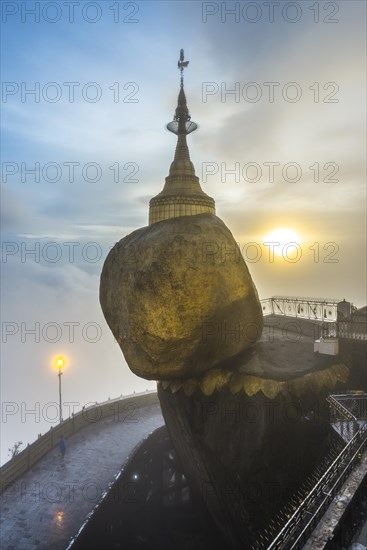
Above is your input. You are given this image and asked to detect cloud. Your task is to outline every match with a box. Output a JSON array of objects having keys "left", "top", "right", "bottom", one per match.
[{"left": 1, "top": 0, "right": 365, "bottom": 463}]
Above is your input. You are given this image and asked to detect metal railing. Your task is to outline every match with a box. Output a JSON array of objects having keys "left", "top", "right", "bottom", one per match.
[
  {"left": 261, "top": 297, "right": 340, "bottom": 322},
  {"left": 331, "top": 394, "right": 367, "bottom": 420},
  {"left": 261, "top": 297, "right": 367, "bottom": 341},
  {"left": 263, "top": 424, "right": 367, "bottom": 550},
  {"left": 327, "top": 395, "right": 358, "bottom": 423},
  {"left": 338, "top": 320, "right": 367, "bottom": 341},
  {"left": 259, "top": 395, "right": 367, "bottom": 550}
]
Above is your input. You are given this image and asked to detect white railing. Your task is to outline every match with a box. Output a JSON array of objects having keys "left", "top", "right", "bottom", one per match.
[
  {"left": 261, "top": 297, "right": 341, "bottom": 322},
  {"left": 261, "top": 297, "right": 366, "bottom": 341}
]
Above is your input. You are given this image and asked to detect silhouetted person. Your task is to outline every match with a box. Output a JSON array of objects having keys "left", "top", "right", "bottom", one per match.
[{"left": 59, "top": 436, "right": 67, "bottom": 458}]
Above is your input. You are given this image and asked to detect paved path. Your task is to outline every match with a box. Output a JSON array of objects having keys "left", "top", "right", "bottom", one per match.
[
  {"left": 0, "top": 403, "right": 164, "bottom": 550},
  {"left": 350, "top": 511, "right": 367, "bottom": 549}
]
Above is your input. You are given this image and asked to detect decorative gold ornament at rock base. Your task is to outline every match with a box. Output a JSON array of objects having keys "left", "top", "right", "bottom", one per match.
[{"left": 159, "top": 362, "right": 349, "bottom": 398}]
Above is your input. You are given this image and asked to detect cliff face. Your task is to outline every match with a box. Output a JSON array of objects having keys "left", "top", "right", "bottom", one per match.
[
  {"left": 339, "top": 340, "right": 367, "bottom": 389},
  {"left": 158, "top": 383, "right": 338, "bottom": 543}
]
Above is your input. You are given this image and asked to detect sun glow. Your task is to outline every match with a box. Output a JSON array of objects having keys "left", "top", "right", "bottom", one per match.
[{"left": 263, "top": 228, "right": 302, "bottom": 257}]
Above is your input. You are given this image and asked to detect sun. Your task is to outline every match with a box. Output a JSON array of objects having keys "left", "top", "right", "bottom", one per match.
[{"left": 263, "top": 227, "right": 302, "bottom": 257}]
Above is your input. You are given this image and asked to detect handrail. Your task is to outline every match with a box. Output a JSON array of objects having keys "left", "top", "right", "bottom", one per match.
[
  {"left": 261, "top": 297, "right": 366, "bottom": 341},
  {"left": 260, "top": 297, "right": 340, "bottom": 322},
  {"left": 285, "top": 432, "right": 367, "bottom": 550},
  {"left": 269, "top": 296, "right": 342, "bottom": 305},
  {"left": 326, "top": 395, "right": 358, "bottom": 423},
  {"left": 265, "top": 420, "right": 367, "bottom": 550}
]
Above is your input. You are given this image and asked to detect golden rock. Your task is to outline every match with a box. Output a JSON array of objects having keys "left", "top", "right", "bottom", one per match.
[{"left": 100, "top": 213, "right": 263, "bottom": 380}]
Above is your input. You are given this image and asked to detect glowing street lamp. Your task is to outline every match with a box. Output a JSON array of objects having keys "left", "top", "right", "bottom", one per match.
[{"left": 56, "top": 357, "right": 65, "bottom": 423}]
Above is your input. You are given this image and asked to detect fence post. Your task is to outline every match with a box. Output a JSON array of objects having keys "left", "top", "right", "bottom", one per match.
[{"left": 27, "top": 444, "right": 31, "bottom": 469}]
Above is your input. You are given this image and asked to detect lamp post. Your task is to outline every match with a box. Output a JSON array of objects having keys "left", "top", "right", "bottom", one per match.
[{"left": 56, "top": 357, "right": 64, "bottom": 423}]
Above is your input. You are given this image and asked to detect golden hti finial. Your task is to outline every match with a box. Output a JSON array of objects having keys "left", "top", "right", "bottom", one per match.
[
  {"left": 148, "top": 49, "right": 215, "bottom": 225},
  {"left": 178, "top": 48, "right": 189, "bottom": 89}
]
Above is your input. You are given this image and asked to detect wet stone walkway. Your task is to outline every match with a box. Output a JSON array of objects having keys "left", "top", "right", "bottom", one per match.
[{"left": 0, "top": 403, "right": 164, "bottom": 550}]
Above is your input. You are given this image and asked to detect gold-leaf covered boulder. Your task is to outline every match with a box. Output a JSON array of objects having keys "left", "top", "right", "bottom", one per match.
[{"left": 100, "top": 213, "right": 263, "bottom": 380}]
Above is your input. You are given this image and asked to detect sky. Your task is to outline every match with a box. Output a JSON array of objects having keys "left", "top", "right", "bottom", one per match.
[{"left": 1, "top": 0, "right": 366, "bottom": 464}]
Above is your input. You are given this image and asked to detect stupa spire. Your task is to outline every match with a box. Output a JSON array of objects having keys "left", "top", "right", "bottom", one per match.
[{"left": 149, "top": 49, "right": 215, "bottom": 225}]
